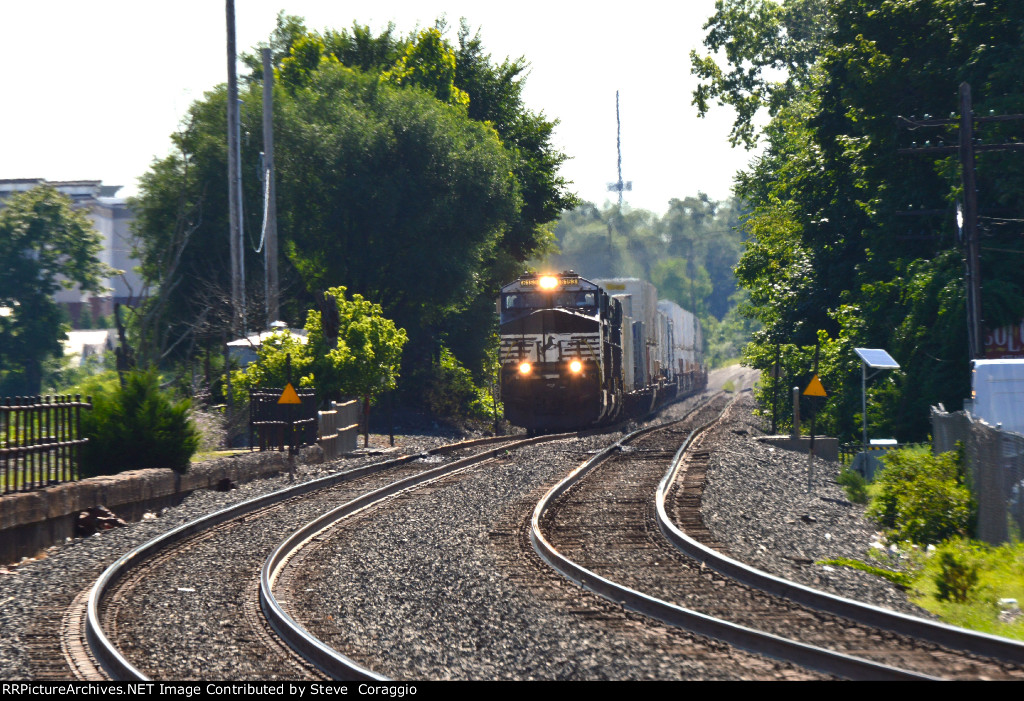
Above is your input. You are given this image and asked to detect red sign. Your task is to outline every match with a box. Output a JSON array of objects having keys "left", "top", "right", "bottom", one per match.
[{"left": 984, "top": 320, "right": 1024, "bottom": 359}]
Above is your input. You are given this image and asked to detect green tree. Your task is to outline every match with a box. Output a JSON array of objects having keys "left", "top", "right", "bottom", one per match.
[
  {"left": 690, "top": 0, "right": 832, "bottom": 148},
  {"left": 233, "top": 287, "right": 406, "bottom": 404},
  {"left": 544, "top": 197, "right": 754, "bottom": 362},
  {"left": 698, "top": 0, "right": 1024, "bottom": 440},
  {"left": 0, "top": 186, "right": 115, "bottom": 395},
  {"left": 132, "top": 16, "right": 574, "bottom": 400},
  {"left": 233, "top": 287, "right": 407, "bottom": 443}
]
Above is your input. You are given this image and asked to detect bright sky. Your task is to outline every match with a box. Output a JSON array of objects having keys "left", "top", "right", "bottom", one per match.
[{"left": 2, "top": 2, "right": 760, "bottom": 216}]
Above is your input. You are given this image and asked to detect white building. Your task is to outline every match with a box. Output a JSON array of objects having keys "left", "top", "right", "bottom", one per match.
[{"left": 0, "top": 178, "right": 144, "bottom": 327}]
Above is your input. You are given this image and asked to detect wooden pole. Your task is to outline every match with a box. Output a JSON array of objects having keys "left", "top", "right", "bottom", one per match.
[{"left": 261, "top": 48, "right": 279, "bottom": 326}]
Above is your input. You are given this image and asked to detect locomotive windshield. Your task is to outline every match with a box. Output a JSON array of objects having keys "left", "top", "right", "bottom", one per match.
[{"left": 501, "top": 291, "right": 597, "bottom": 317}]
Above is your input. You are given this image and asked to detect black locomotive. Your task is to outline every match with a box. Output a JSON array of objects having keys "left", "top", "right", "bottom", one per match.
[{"left": 498, "top": 272, "right": 705, "bottom": 432}]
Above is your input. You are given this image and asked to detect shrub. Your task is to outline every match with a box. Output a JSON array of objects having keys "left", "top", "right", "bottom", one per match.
[
  {"left": 865, "top": 445, "right": 975, "bottom": 545},
  {"left": 80, "top": 368, "right": 200, "bottom": 475},
  {"left": 933, "top": 542, "right": 981, "bottom": 603},
  {"left": 424, "top": 346, "right": 498, "bottom": 421},
  {"left": 836, "top": 466, "right": 868, "bottom": 504}
]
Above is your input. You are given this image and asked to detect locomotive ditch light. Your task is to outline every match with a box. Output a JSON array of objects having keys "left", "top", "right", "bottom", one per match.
[
  {"left": 569, "top": 359, "right": 583, "bottom": 374},
  {"left": 518, "top": 361, "right": 532, "bottom": 375},
  {"left": 538, "top": 275, "right": 559, "bottom": 290}
]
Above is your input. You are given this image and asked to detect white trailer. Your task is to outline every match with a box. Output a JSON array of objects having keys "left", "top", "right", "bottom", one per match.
[{"left": 969, "top": 359, "right": 1024, "bottom": 436}]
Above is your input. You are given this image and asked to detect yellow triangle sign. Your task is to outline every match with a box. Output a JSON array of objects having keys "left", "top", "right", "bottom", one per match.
[
  {"left": 803, "top": 374, "right": 827, "bottom": 397},
  {"left": 277, "top": 382, "right": 303, "bottom": 405}
]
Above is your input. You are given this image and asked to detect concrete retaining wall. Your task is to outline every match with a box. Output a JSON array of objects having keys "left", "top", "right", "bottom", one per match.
[
  {"left": 756, "top": 435, "right": 839, "bottom": 463},
  {"left": 0, "top": 447, "right": 322, "bottom": 565}
]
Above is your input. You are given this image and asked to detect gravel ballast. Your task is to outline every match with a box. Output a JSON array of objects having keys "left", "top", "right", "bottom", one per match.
[
  {"left": 0, "top": 375, "right": 934, "bottom": 680},
  {"left": 698, "top": 390, "right": 930, "bottom": 617}
]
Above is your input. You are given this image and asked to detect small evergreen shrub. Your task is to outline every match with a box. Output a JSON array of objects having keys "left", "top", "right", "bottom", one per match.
[
  {"left": 80, "top": 368, "right": 200, "bottom": 475},
  {"left": 932, "top": 541, "right": 981, "bottom": 603},
  {"left": 836, "top": 466, "right": 868, "bottom": 504}
]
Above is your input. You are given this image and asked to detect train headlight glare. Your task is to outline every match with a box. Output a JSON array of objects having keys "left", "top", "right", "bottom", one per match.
[
  {"left": 538, "top": 275, "right": 558, "bottom": 290},
  {"left": 518, "top": 362, "right": 532, "bottom": 375},
  {"left": 569, "top": 359, "right": 583, "bottom": 374}
]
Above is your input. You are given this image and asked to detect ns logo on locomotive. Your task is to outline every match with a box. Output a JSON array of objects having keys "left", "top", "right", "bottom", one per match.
[{"left": 497, "top": 272, "right": 706, "bottom": 433}]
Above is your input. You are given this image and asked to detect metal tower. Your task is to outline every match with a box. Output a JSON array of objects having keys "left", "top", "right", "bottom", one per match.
[{"left": 607, "top": 90, "right": 632, "bottom": 206}]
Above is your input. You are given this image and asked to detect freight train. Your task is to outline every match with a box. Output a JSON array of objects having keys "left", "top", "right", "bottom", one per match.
[{"left": 497, "top": 271, "right": 706, "bottom": 432}]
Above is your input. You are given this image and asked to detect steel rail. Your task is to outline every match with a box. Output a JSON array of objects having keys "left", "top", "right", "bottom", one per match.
[
  {"left": 655, "top": 394, "right": 1024, "bottom": 666},
  {"left": 83, "top": 433, "right": 541, "bottom": 680},
  {"left": 530, "top": 396, "right": 938, "bottom": 681},
  {"left": 259, "top": 432, "right": 574, "bottom": 680}
]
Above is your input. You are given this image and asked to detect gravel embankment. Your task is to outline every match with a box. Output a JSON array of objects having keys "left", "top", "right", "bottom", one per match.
[
  {"left": 699, "top": 390, "right": 930, "bottom": 617},
  {"left": 0, "top": 430, "right": 467, "bottom": 680}
]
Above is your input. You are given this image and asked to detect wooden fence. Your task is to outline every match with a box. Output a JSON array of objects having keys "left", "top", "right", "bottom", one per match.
[
  {"left": 248, "top": 387, "right": 318, "bottom": 452},
  {"left": 1, "top": 395, "right": 92, "bottom": 494},
  {"left": 318, "top": 399, "right": 360, "bottom": 460}
]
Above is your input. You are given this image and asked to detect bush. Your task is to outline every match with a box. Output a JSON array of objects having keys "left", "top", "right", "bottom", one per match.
[
  {"left": 80, "top": 368, "right": 200, "bottom": 475},
  {"left": 837, "top": 466, "right": 868, "bottom": 504},
  {"left": 865, "top": 446, "right": 975, "bottom": 544},
  {"left": 424, "top": 346, "right": 498, "bottom": 421},
  {"left": 932, "top": 541, "right": 981, "bottom": 603}
]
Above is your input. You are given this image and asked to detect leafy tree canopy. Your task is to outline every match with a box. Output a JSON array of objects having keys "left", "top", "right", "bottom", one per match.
[
  {"left": 132, "top": 15, "right": 575, "bottom": 397},
  {"left": 543, "top": 197, "right": 756, "bottom": 367},
  {"left": 695, "top": 0, "right": 1024, "bottom": 440},
  {"left": 0, "top": 186, "right": 115, "bottom": 395},
  {"left": 233, "top": 286, "right": 407, "bottom": 405}
]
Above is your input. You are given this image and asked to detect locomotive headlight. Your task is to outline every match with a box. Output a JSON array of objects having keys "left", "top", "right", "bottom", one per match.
[
  {"left": 538, "top": 275, "right": 559, "bottom": 290},
  {"left": 569, "top": 359, "right": 583, "bottom": 374},
  {"left": 518, "top": 361, "right": 532, "bottom": 375}
]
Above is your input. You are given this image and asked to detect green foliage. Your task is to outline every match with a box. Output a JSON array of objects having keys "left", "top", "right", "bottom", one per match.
[
  {"left": 933, "top": 542, "right": 981, "bottom": 604},
  {"left": 80, "top": 368, "right": 200, "bottom": 475},
  {"left": 910, "top": 539, "right": 1024, "bottom": 639},
  {"left": 0, "top": 186, "right": 115, "bottom": 396},
  {"left": 690, "top": 0, "right": 832, "bottom": 148},
  {"left": 865, "top": 446, "right": 975, "bottom": 545},
  {"left": 380, "top": 28, "right": 469, "bottom": 107},
  {"left": 423, "top": 346, "right": 498, "bottom": 421},
  {"left": 544, "top": 197, "right": 757, "bottom": 367},
  {"left": 816, "top": 557, "right": 913, "bottom": 590},
  {"left": 836, "top": 466, "right": 868, "bottom": 504},
  {"left": 229, "top": 331, "right": 314, "bottom": 398},
  {"left": 232, "top": 287, "right": 407, "bottom": 405},
  {"left": 699, "top": 1, "right": 1024, "bottom": 442},
  {"left": 133, "top": 16, "right": 574, "bottom": 391}
]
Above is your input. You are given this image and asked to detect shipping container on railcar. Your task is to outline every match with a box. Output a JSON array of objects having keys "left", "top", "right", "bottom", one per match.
[
  {"left": 657, "top": 299, "right": 706, "bottom": 393},
  {"left": 498, "top": 272, "right": 624, "bottom": 431},
  {"left": 594, "top": 278, "right": 660, "bottom": 390}
]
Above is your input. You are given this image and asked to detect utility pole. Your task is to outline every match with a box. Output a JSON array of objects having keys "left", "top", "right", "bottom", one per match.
[
  {"left": 226, "top": 0, "right": 244, "bottom": 336},
  {"left": 897, "top": 82, "right": 1024, "bottom": 359},
  {"left": 262, "top": 48, "right": 279, "bottom": 326},
  {"left": 959, "top": 83, "right": 982, "bottom": 360}
]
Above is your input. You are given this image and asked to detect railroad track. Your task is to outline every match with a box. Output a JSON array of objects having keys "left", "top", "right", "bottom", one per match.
[
  {"left": 533, "top": 389, "right": 1024, "bottom": 680},
  {"left": 271, "top": 391, "right": 828, "bottom": 680},
  {"left": 79, "top": 433, "right": 563, "bottom": 680},
  {"left": 67, "top": 374, "right": 1024, "bottom": 680}
]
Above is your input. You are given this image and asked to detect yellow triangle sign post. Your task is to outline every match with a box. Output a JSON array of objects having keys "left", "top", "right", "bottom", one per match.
[
  {"left": 277, "top": 382, "right": 303, "bottom": 405},
  {"left": 803, "top": 374, "right": 827, "bottom": 397}
]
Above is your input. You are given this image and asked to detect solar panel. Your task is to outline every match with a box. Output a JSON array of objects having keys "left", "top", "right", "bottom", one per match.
[{"left": 854, "top": 348, "right": 900, "bottom": 369}]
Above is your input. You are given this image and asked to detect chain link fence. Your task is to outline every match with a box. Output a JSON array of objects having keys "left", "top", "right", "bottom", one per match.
[{"left": 932, "top": 405, "right": 1024, "bottom": 544}]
